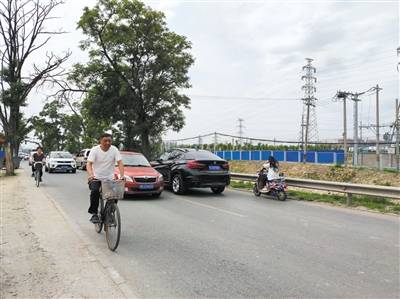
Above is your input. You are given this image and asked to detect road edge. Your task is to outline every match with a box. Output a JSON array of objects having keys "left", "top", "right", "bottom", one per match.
[{"left": 38, "top": 172, "right": 139, "bottom": 299}]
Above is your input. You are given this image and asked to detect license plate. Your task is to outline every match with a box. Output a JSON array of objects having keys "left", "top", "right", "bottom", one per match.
[
  {"left": 139, "top": 184, "right": 154, "bottom": 190},
  {"left": 209, "top": 165, "right": 221, "bottom": 171}
]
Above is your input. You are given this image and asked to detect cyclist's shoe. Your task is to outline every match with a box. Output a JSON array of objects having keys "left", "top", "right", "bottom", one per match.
[
  {"left": 90, "top": 214, "right": 100, "bottom": 223},
  {"left": 31, "top": 173, "right": 34, "bottom": 177}
]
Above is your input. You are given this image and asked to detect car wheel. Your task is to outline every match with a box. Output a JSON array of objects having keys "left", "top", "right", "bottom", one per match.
[
  {"left": 211, "top": 186, "right": 225, "bottom": 194},
  {"left": 49, "top": 168, "right": 53, "bottom": 173},
  {"left": 172, "top": 174, "right": 186, "bottom": 195},
  {"left": 45, "top": 166, "right": 48, "bottom": 172},
  {"left": 72, "top": 169, "right": 76, "bottom": 173}
]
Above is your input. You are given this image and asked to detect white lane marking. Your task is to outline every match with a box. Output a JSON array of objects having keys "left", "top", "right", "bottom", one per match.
[{"left": 176, "top": 197, "right": 246, "bottom": 218}]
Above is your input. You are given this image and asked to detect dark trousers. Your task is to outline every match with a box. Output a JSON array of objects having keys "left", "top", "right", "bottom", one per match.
[
  {"left": 257, "top": 173, "right": 268, "bottom": 189},
  {"left": 88, "top": 180, "right": 101, "bottom": 214}
]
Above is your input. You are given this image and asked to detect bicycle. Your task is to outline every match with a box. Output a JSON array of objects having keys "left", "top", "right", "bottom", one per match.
[
  {"left": 33, "top": 162, "right": 44, "bottom": 188},
  {"left": 93, "top": 179, "right": 124, "bottom": 251}
]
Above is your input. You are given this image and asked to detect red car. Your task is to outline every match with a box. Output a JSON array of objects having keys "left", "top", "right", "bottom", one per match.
[{"left": 114, "top": 151, "right": 164, "bottom": 198}]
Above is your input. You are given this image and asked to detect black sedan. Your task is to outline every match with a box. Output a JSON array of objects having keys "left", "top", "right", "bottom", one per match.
[{"left": 151, "top": 148, "right": 230, "bottom": 194}]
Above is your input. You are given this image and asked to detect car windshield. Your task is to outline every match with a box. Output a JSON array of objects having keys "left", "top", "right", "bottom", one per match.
[
  {"left": 50, "top": 152, "right": 73, "bottom": 158},
  {"left": 121, "top": 154, "right": 151, "bottom": 167},
  {"left": 184, "top": 150, "right": 222, "bottom": 160}
]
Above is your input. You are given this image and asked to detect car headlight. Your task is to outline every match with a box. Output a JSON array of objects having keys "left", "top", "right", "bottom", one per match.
[
  {"left": 157, "top": 175, "right": 164, "bottom": 182},
  {"left": 124, "top": 175, "right": 133, "bottom": 182}
]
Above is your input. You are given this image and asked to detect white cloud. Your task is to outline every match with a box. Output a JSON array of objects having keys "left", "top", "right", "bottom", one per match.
[{"left": 21, "top": 0, "right": 399, "bottom": 143}]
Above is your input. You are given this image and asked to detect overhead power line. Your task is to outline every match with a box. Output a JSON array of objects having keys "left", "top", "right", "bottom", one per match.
[
  {"left": 188, "top": 95, "right": 300, "bottom": 101},
  {"left": 165, "top": 132, "right": 397, "bottom": 145}
]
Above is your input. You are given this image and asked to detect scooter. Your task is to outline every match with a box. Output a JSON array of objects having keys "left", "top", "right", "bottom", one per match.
[{"left": 253, "top": 171, "right": 288, "bottom": 201}]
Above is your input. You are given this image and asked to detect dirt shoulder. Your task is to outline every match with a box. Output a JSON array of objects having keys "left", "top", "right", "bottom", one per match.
[
  {"left": 0, "top": 170, "right": 135, "bottom": 298},
  {"left": 230, "top": 161, "right": 400, "bottom": 187}
]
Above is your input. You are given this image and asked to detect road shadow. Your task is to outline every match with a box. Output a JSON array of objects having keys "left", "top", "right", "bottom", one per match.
[
  {"left": 122, "top": 193, "right": 165, "bottom": 201},
  {"left": 163, "top": 187, "right": 227, "bottom": 198}
]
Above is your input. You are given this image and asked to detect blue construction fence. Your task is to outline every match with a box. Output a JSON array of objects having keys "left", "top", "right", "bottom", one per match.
[
  {"left": 0, "top": 150, "right": 4, "bottom": 168},
  {"left": 214, "top": 150, "right": 344, "bottom": 164}
]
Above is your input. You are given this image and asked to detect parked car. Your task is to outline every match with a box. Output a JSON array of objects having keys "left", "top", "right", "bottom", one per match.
[
  {"left": 45, "top": 151, "right": 76, "bottom": 173},
  {"left": 114, "top": 151, "right": 164, "bottom": 197},
  {"left": 18, "top": 152, "right": 29, "bottom": 160},
  {"left": 151, "top": 148, "right": 230, "bottom": 195},
  {"left": 76, "top": 148, "right": 91, "bottom": 170}
]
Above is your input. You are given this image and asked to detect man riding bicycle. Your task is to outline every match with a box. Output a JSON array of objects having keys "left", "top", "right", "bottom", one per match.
[
  {"left": 87, "top": 133, "right": 125, "bottom": 223},
  {"left": 31, "top": 146, "right": 45, "bottom": 181}
]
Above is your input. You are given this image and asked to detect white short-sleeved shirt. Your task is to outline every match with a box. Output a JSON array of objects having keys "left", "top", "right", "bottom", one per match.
[{"left": 87, "top": 145, "right": 122, "bottom": 180}]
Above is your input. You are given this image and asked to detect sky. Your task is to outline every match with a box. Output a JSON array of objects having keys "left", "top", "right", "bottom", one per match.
[{"left": 23, "top": 0, "right": 399, "bottom": 144}]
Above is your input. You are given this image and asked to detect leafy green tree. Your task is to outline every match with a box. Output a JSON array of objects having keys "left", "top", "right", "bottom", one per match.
[
  {"left": 71, "top": 0, "right": 194, "bottom": 158},
  {"left": 31, "top": 101, "right": 65, "bottom": 151}
]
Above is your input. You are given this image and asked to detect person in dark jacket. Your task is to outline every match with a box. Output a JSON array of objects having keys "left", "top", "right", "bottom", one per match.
[{"left": 31, "top": 147, "right": 45, "bottom": 180}]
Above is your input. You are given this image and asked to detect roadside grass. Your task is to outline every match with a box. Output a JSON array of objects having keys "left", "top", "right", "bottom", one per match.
[
  {"left": 383, "top": 168, "right": 400, "bottom": 174},
  {"left": 229, "top": 180, "right": 400, "bottom": 214},
  {"left": 0, "top": 170, "right": 17, "bottom": 177},
  {"left": 2, "top": 171, "right": 17, "bottom": 177},
  {"left": 230, "top": 180, "right": 254, "bottom": 190}
]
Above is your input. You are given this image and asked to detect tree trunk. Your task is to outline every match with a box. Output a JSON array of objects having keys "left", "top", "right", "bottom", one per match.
[
  {"left": 141, "top": 131, "right": 151, "bottom": 159},
  {"left": 5, "top": 143, "right": 14, "bottom": 175}
]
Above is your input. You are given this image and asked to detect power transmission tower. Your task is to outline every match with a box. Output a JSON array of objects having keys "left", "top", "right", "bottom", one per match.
[
  {"left": 237, "top": 118, "right": 245, "bottom": 146},
  {"left": 213, "top": 132, "right": 218, "bottom": 152},
  {"left": 299, "top": 58, "right": 318, "bottom": 163}
]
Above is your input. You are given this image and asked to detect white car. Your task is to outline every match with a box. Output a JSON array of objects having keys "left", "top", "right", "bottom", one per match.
[
  {"left": 76, "top": 148, "right": 91, "bottom": 170},
  {"left": 45, "top": 151, "right": 76, "bottom": 173}
]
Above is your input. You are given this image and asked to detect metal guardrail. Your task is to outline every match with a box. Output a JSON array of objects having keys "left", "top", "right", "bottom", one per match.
[{"left": 230, "top": 173, "right": 400, "bottom": 203}]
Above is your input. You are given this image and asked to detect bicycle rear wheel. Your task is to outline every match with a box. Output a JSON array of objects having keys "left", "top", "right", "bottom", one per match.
[
  {"left": 105, "top": 202, "right": 121, "bottom": 251},
  {"left": 94, "top": 196, "right": 104, "bottom": 233}
]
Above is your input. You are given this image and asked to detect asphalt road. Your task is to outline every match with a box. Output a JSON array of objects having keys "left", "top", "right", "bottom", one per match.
[{"left": 25, "top": 162, "right": 400, "bottom": 298}]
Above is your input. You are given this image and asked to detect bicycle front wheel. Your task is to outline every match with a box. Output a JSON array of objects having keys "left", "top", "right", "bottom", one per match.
[
  {"left": 105, "top": 202, "right": 121, "bottom": 251},
  {"left": 95, "top": 196, "right": 104, "bottom": 234},
  {"left": 35, "top": 171, "right": 40, "bottom": 187}
]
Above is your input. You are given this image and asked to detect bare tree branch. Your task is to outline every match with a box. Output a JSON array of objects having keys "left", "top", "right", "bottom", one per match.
[{"left": 0, "top": 0, "right": 68, "bottom": 173}]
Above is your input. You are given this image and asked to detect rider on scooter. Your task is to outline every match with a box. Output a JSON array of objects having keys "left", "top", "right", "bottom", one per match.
[{"left": 257, "top": 156, "right": 279, "bottom": 191}]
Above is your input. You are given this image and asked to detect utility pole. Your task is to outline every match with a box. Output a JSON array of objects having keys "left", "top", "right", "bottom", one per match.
[
  {"left": 343, "top": 95, "right": 348, "bottom": 165},
  {"left": 213, "top": 132, "right": 218, "bottom": 152},
  {"left": 352, "top": 95, "right": 361, "bottom": 166},
  {"left": 374, "top": 84, "right": 382, "bottom": 169},
  {"left": 335, "top": 91, "right": 349, "bottom": 165},
  {"left": 335, "top": 87, "right": 377, "bottom": 166},
  {"left": 237, "top": 118, "right": 244, "bottom": 146},
  {"left": 396, "top": 98, "right": 399, "bottom": 171}
]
